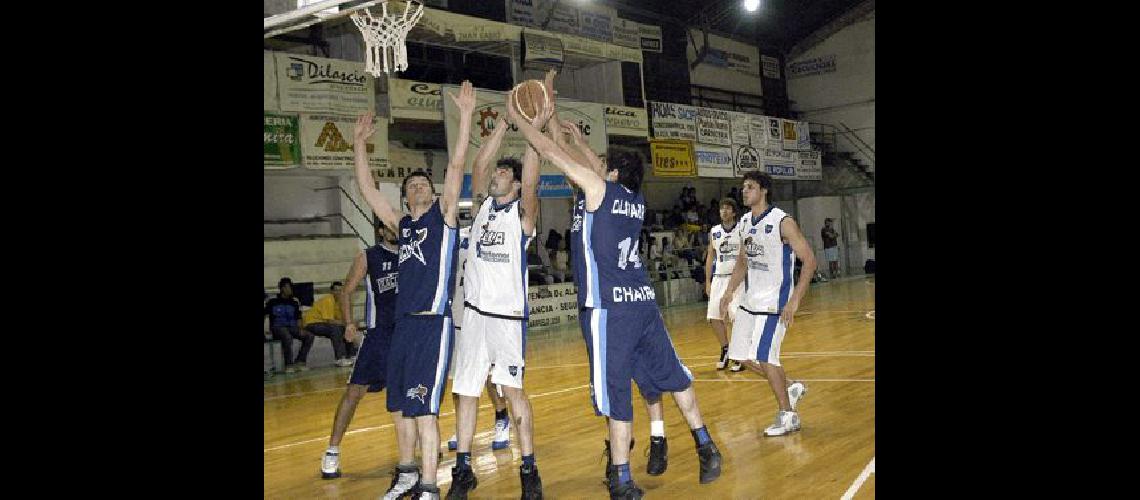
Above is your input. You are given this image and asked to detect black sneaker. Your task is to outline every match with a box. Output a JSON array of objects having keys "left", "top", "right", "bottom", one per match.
[
  {"left": 410, "top": 483, "right": 441, "bottom": 500},
  {"left": 445, "top": 466, "right": 477, "bottom": 499},
  {"left": 609, "top": 479, "right": 645, "bottom": 500},
  {"left": 646, "top": 436, "right": 667, "bottom": 476},
  {"left": 520, "top": 464, "right": 543, "bottom": 499},
  {"left": 696, "top": 441, "right": 722, "bottom": 484},
  {"left": 601, "top": 439, "right": 635, "bottom": 487},
  {"left": 383, "top": 465, "right": 420, "bottom": 500},
  {"left": 716, "top": 346, "right": 729, "bottom": 370}
]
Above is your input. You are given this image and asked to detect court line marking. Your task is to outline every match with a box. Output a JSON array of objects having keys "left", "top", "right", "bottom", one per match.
[
  {"left": 264, "top": 384, "right": 589, "bottom": 453},
  {"left": 692, "top": 378, "right": 874, "bottom": 383},
  {"left": 840, "top": 457, "right": 875, "bottom": 500},
  {"left": 264, "top": 352, "right": 875, "bottom": 400}
]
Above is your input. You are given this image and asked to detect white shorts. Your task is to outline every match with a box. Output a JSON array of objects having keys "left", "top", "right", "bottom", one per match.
[
  {"left": 706, "top": 275, "right": 743, "bottom": 320},
  {"left": 824, "top": 246, "right": 840, "bottom": 262},
  {"left": 450, "top": 308, "right": 527, "bottom": 396},
  {"left": 727, "top": 310, "right": 787, "bottom": 367}
]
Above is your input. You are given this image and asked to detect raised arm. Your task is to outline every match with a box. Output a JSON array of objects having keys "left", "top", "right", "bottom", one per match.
[
  {"left": 471, "top": 115, "right": 508, "bottom": 209},
  {"left": 339, "top": 251, "right": 367, "bottom": 342},
  {"left": 353, "top": 112, "right": 401, "bottom": 230},
  {"left": 508, "top": 89, "right": 606, "bottom": 211},
  {"left": 519, "top": 139, "right": 541, "bottom": 236},
  {"left": 563, "top": 118, "right": 606, "bottom": 178},
  {"left": 442, "top": 80, "right": 477, "bottom": 226},
  {"left": 779, "top": 216, "right": 816, "bottom": 328}
]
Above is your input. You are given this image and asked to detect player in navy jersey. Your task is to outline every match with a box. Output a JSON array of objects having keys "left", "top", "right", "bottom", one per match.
[
  {"left": 320, "top": 224, "right": 400, "bottom": 479},
  {"left": 547, "top": 114, "right": 677, "bottom": 483},
  {"left": 510, "top": 91, "right": 722, "bottom": 499},
  {"left": 351, "top": 81, "right": 476, "bottom": 500}
]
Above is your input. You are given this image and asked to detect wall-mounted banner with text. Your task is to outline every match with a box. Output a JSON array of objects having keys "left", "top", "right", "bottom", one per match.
[
  {"left": 695, "top": 144, "right": 734, "bottom": 178},
  {"left": 797, "top": 150, "right": 822, "bottom": 180},
  {"left": 299, "top": 113, "right": 388, "bottom": 170},
  {"left": 265, "top": 113, "right": 301, "bottom": 169},
  {"left": 733, "top": 144, "right": 762, "bottom": 176},
  {"left": 650, "top": 139, "right": 697, "bottom": 177},
  {"left": 387, "top": 78, "right": 442, "bottom": 121},
  {"left": 649, "top": 101, "right": 698, "bottom": 141},
  {"left": 696, "top": 107, "right": 731, "bottom": 146},
  {"left": 275, "top": 53, "right": 375, "bottom": 115},
  {"left": 604, "top": 105, "right": 649, "bottom": 137}
]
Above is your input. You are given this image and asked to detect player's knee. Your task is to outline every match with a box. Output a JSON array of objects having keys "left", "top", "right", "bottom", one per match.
[{"left": 346, "top": 384, "right": 367, "bottom": 400}]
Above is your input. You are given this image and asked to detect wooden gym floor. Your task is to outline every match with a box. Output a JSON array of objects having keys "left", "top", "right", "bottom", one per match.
[{"left": 265, "top": 276, "right": 875, "bottom": 499}]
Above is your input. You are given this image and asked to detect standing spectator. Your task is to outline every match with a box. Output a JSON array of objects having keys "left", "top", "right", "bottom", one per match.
[
  {"left": 821, "top": 218, "right": 841, "bottom": 279},
  {"left": 303, "top": 281, "right": 354, "bottom": 367},
  {"left": 265, "top": 277, "right": 313, "bottom": 373},
  {"left": 545, "top": 229, "right": 563, "bottom": 266},
  {"left": 705, "top": 199, "right": 721, "bottom": 226}
]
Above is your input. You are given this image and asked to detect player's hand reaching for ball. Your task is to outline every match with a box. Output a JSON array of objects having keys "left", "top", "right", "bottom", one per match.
[
  {"left": 448, "top": 80, "right": 477, "bottom": 116},
  {"left": 354, "top": 112, "right": 375, "bottom": 144}
]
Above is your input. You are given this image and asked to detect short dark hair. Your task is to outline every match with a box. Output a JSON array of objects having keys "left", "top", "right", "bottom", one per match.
[
  {"left": 330, "top": 281, "right": 343, "bottom": 290},
  {"left": 496, "top": 158, "right": 523, "bottom": 182},
  {"left": 278, "top": 277, "right": 293, "bottom": 288},
  {"left": 606, "top": 151, "right": 644, "bottom": 193},
  {"left": 719, "top": 198, "right": 738, "bottom": 212},
  {"left": 401, "top": 170, "right": 435, "bottom": 198},
  {"left": 742, "top": 171, "right": 773, "bottom": 202}
]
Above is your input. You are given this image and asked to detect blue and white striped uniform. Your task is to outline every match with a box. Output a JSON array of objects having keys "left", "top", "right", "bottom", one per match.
[
  {"left": 571, "top": 182, "right": 693, "bottom": 422},
  {"left": 727, "top": 205, "right": 796, "bottom": 366},
  {"left": 386, "top": 199, "right": 457, "bottom": 417}
]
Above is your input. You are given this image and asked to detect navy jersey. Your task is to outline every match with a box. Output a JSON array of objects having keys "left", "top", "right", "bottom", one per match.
[
  {"left": 365, "top": 244, "right": 400, "bottom": 329},
  {"left": 570, "top": 182, "right": 656, "bottom": 309},
  {"left": 396, "top": 199, "right": 459, "bottom": 317},
  {"left": 265, "top": 296, "right": 301, "bottom": 328}
]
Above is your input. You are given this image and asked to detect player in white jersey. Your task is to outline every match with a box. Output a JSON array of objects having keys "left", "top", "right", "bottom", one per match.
[
  {"left": 446, "top": 226, "right": 513, "bottom": 454},
  {"left": 704, "top": 198, "right": 745, "bottom": 372},
  {"left": 719, "top": 171, "right": 814, "bottom": 437},
  {"left": 446, "top": 78, "right": 548, "bottom": 500}
]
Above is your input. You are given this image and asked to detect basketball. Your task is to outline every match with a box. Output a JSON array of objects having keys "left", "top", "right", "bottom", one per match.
[{"left": 511, "top": 79, "right": 549, "bottom": 122}]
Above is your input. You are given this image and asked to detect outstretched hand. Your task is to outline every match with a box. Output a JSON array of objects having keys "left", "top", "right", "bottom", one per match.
[
  {"left": 447, "top": 80, "right": 477, "bottom": 116},
  {"left": 354, "top": 111, "right": 375, "bottom": 144}
]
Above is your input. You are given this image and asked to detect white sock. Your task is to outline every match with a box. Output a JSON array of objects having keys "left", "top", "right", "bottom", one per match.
[
  {"left": 327, "top": 446, "right": 339, "bottom": 454},
  {"left": 650, "top": 420, "right": 665, "bottom": 437}
]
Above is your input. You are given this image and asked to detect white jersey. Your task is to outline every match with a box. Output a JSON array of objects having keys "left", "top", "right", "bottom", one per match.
[
  {"left": 463, "top": 197, "right": 535, "bottom": 318},
  {"left": 452, "top": 227, "right": 471, "bottom": 326},
  {"left": 709, "top": 223, "right": 742, "bottom": 276},
  {"left": 736, "top": 206, "right": 796, "bottom": 314}
]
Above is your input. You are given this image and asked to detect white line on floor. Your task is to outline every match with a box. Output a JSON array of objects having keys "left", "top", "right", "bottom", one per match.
[{"left": 840, "top": 457, "right": 875, "bottom": 500}]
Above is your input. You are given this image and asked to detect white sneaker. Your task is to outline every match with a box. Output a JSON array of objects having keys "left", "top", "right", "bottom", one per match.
[
  {"left": 729, "top": 362, "right": 745, "bottom": 372},
  {"left": 382, "top": 467, "right": 420, "bottom": 500},
  {"left": 492, "top": 418, "right": 511, "bottom": 450},
  {"left": 284, "top": 365, "right": 298, "bottom": 374},
  {"left": 447, "top": 434, "right": 457, "bottom": 451},
  {"left": 335, "top": 358, "right": 353, "bottom": 367},
  {"left": 716, "top": 347, "right": 729, "bottom": 370},
  {"left": 321, "top": 450, "right": 341, "bottom": 479},
  {"left": 787, "top": 381, "right": 807, "bottom": 411},
  {"left": 763, "top": 410, "right": 801, "bottom": 437},
  {"left": 296, "top": 362, "right": 310, "bottom": 372}
]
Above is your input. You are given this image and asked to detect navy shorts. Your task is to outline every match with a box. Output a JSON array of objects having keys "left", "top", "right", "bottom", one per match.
[
  {"left": 579, "top": 306, "right": 694, "bottom": 422},
  {"left": 348, "top": 324, "right": 393, "bottom": 392},
  {"left": 385, "top": 314, "right": 454, "bottom": 417}
]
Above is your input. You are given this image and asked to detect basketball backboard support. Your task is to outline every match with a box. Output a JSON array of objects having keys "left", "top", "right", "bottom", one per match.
[{"left": 264, "top": 0, "right": 381, "bottom": 39}]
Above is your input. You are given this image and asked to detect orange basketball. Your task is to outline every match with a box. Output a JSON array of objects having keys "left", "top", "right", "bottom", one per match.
[{"left": 511, "top": 79, "right": 549, "bottom": 122}]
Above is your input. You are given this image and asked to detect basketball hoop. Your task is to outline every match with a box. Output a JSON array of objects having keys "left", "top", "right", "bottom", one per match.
[{"left": 350, "top": 1, "right": 424, "bottom": 76}]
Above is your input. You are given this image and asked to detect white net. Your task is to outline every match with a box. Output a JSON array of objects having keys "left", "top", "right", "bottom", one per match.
[{"left": 350, "top": 1, "right": 424, "bottom": 76}]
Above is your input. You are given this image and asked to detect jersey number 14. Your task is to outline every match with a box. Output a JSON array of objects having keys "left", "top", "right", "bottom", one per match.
[{"left": 617, "top": 237, "right": 641, "bottom": 270}]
